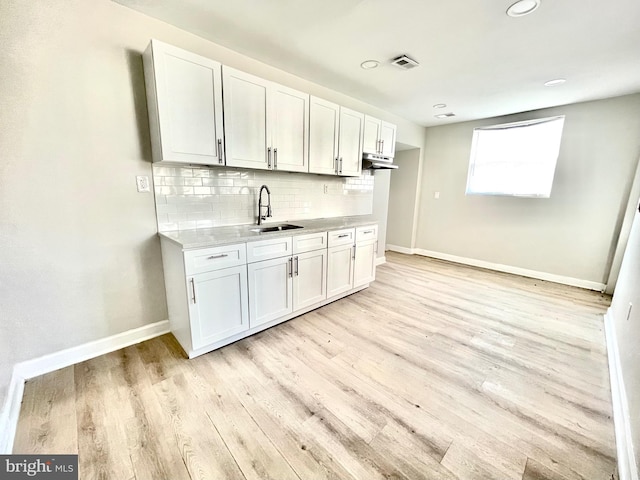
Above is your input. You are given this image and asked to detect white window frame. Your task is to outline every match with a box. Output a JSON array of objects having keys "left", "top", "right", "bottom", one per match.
[{"left": 465, "top": 115, "right": 565, "bottom": 198}]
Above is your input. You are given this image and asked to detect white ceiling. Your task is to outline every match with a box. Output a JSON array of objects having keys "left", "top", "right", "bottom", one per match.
[{"left": 115, "top": 0, "right": 640, "bottom": 127}]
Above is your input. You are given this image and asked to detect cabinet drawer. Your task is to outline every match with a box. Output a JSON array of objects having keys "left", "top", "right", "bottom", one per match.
[
  {"left": 247, "top": 236, "right": 292, "bottom": 263},
  {"left": 356, "top": 225, "right": 378, "bottom": 243},
  {"left": 293, "top": 231, "right": 327, "bottom": 254},
  {"left": 184, "top": 243, "right": 246, "bottom": 275},
  {"left": 328, "top": 228, "right": 355, "bottom": 247}
]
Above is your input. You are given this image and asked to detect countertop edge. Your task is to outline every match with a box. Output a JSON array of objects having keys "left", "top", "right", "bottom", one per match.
[{"left": 158, "top": 217, "right": 379, "bottom": 250}]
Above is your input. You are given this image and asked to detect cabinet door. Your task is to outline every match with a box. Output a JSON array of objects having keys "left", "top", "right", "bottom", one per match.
[
  {"left": 338, "top": 107, "right": 364, "bottom": 177},
  {"left": 222, "top": 67, "right": 270, "bottom": 170},
  {"left": 293, "top": 250, "right": 327, "bottom": 311},
  {"left": 309, "top": 97, "right": 340, "bottom": 175},
  {"left": 327, "top": 244, "right": 354, "bottom": 298},
  {"left": 272, "top": 84, "right": 309, "bottom": 173},
  {"left": 248, "top": 256, "right": 293, "bottom": 327},
  {"left": 353, "top": 240, "right": 376, "bottom": 287},
  {"left": 362, "top": 115, "right": 382, "bottom": 155},
  {"left": 380, "top": 121, "right": 397, "bottom": 158},
  {"left": 144, "top": 40, "right": 225, "bottom": 165},
  {"left": 188, "top": 266, "right": 249, "bottom": 350}
]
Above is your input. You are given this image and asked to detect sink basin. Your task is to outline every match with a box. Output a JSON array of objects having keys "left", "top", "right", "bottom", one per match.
[{"left": 250, "top": 224, "right": 303, "bottom": 233}]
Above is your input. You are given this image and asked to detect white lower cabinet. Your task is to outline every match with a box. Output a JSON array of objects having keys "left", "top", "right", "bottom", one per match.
[
  {"left": 160, "top": 224, "right": 376, "bottom": 358},
  {"left": 248, "top": 255, "right": 293, "bottom": 328},
  {"left": 189, "top": 265, "right": 249, "bottom": 350},
  {"left": 293, "top": 248, "right": 327, "bottom": 311},
  {"left": 327, "top": 244, "right": 355, "bottom": 298},
  {"left": 354, "top": 225, "right": 378, "bottom": 287}
]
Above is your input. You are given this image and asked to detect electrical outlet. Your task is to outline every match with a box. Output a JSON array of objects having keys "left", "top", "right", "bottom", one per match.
[
  {"left": 324, "top": 184, "right": 328, "bottom": 194},
  {"left": 136, "top": 176, "right": 150, "bottom": 193},
  {"left": 434, "top": 191, "right": 440, "bottom": 199}
]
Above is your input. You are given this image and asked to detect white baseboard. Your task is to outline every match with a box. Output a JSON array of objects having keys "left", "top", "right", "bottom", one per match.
[
  {"left": 604, "top": 311, "right": 639, "bottom": 480},
  {"left": 375, "top": 256, "right": 386, "bottom": 266},
  {"left": 386, "top": 245, "right": 605, "bottom": 291},
  {"left": 0, "top": 370, "right": 26, "bottom": 455},
  {"left": 386, "top": 244, "right": 416, "bottom": 255},
  {"left": 0, "top": 319, "right": 169, "bottom": 454}
]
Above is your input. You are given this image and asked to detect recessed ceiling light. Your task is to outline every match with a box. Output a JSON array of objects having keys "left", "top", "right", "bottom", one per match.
[
  {"left": 433, "top": 104, "right": 447, "bottom": 109},
  {"left": 544, "top": 78, "right": 566, "bottom": 87},
  {"left": 506, "top": 0, "right": 540, "bottom": 17},
  {"left": 360, "top": 60, "right": 379, "bottom": 70},
  {"left": 435, "top": 113, "right": 456, "bottom": 119}
]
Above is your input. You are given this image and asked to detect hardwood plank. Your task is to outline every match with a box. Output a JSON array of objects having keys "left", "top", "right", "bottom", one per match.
[
  {"left": 14, "top": 252, "right": 616, "bottom": 480},
  {"left": 13, "top": 367, "right": 77, "bottom": 454}
]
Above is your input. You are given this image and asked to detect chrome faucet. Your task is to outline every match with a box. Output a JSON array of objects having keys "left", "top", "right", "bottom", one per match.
[{"left": 257, "top": 185, "right": 272, "bottom": 225}]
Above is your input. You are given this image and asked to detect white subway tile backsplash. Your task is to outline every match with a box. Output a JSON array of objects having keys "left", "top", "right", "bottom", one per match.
[{"left": 152, "top": 165, "right": 374, "bottom": 232}]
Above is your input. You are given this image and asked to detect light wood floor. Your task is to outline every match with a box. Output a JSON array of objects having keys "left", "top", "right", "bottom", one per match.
[{"left": 14, "top": 252, "right": 617, "bottom": 480}]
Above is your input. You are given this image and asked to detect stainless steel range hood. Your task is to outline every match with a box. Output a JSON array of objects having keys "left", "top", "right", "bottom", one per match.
[{"left": 362, "top": 152, "right": 398, "bottom": 170}]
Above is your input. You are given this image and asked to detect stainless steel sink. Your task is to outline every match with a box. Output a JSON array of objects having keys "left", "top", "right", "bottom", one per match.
[{"left": 250, "top": 224, "right": 303, "bottom": 233}]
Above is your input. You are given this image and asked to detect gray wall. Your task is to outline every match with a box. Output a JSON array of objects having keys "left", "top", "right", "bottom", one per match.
[
  {"left": 371, "top": 170, "right": 391, "bottom": 258},
  {"left": 414, "top": 95, "right": 640, "bottom": 284},
  {"left": 608, "top": 209, "right": 640, "bottom": 471},
  {"left": 0, "top": 0, "right": 426, "bottom": 412},
  {"left": 387, "top": 148, "right": 421, "bottom": 248}
]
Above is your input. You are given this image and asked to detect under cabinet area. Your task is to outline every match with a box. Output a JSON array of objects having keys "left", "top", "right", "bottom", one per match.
[{"left": 159, "top": 222, "right": 377, "bottom": 358}]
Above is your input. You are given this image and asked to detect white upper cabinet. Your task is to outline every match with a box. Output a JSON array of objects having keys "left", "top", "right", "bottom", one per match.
[
  {"left": 271, "top": 84, "right": 309, "bottom": 172},
  {"left": 338, "top": 107, "right": 364, "bottom": 177},
  {"left": 380, "top": 121, "right": 397, "bottom": 157},
  {"left": 222, "top": 67, "right": 270, "bottom": 170},
  {"left": 363, "top": 115, "right": 397, "bottom": 158},
  {"left": 309, "top": 98, "right": 363, "bottom": 177},
  {"left": 363, "top": 116, "right": 382, "bottom": 155},
  {"left": 143, "top": 40, "right": 225, "bottom": 165},
  {"left": 309, "top": 97, "right": 340, "bottom": 175},
  {"left": 223, "top": 66, "right": 309, "bottom": 172}
]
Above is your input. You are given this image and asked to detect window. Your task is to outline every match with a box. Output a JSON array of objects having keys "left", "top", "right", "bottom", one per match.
[{"left": 465, "top": 115, "right": 565, "bottom": 197}]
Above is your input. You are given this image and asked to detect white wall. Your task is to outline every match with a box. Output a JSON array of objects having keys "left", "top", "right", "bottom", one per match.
[
  {"left": 608, "top": 209, "right": 640, "bottom": 473},
  {"left": 371, "top": 170, "right": 391, "bottom": 258},
  {"left": 0, "top": 0, "right": 426, "bottom": 413},
  {"left": 414, "top": 94, "right": 640, "bottom": 284},
  {"left": 387, "top": 148, "right": 421, "bottom": 248}
]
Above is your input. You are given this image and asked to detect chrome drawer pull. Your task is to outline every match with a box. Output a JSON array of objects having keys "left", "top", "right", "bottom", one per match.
[
  {"left": 362, "top": 230, "right": 373, "bottom": 234},
  {"left": 190, "top": 278, "right": 196, "bottom": 303},
  {"left": 337, "top": 234, "right": 349, "bottom": 238},
  {"left": 207, "top": 254, "right": 229, "bottom": 260}
]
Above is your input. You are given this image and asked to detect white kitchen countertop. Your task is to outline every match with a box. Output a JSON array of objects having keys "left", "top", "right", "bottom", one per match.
[{"left": 159, "top": 215, "right": 378, "bottom": 250}]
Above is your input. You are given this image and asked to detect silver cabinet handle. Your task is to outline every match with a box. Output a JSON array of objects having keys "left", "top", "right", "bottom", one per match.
[
  {"left": 190, "top": 278, "right": 196, "bottom": 303},
  {"left": 217, "top": 139, "right": 223, "bottom": 164},
  {"left": 339, "top": 157, "right": 343, "bottom": 174},
  {"left": 352, "top": 244, "right": 356, "bottom": 259},
  {"left": 337, "top": 234, "right": 349, "bottom": 238},
  {"left": 294, "top": 256, "right": 299, "bottom": 276},
  {"left": 288, "top": 257, "right": 293, "bottom": 278},
  {"left": 377, "top": 139, "right": 381, "bottom": 154},
  {"left": 381, "top": 139, "right": 384, "bottom": 154},
  {"left": 267, "top": 147, "right": 272, "bottom": 169},
  {"left": 335, "top": 157, "right": 339, "bottom": 175},
  {"left": 207, "top": 254, "right": 228, "bottom": 260},
  {"left": 274, "top": 147, "right": 278, "bottom": 170},
  {"left": 362, "top": 230, "right": 373, "bottom": 234}
]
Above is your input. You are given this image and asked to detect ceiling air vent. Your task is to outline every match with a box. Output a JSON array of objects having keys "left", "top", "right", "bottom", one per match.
[{"left": 391, "top": 55, "right": 419, "bottom": 70}]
